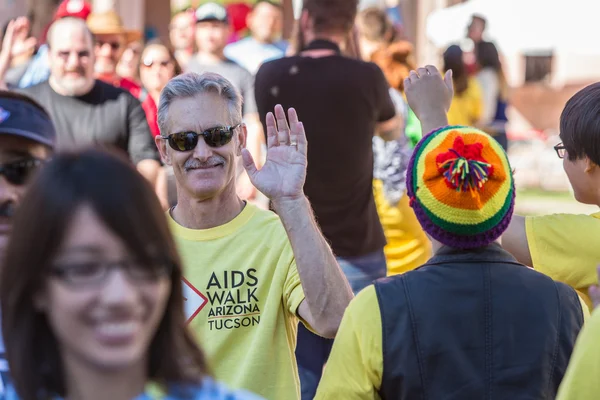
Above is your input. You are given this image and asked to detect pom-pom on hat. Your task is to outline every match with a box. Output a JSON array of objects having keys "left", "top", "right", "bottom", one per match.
[{"left": 406, "top": 125, "right": 515, "bottom": 249}]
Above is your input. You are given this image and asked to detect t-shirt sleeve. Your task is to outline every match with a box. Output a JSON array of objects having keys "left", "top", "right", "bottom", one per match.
[
  {"left": 240, "top": 68, "right": 257, "bottom": 116},
  {"left": 525, "top": 213, "right": 600, "bottom": 294},
  {"left": 556, "top": 307, "right": 600, "bottom": 400},
  {"left": 315, "top": 285, "right": 383, "bottom": 400},
  {"left": 283, "top": 257, "right": 306, "bottom": 319},
  {"left": 126, "top": 93, "right": 159, "bottom": 164},
  {"left": 370, "top": 63, "right": 396, "bottom": 123}
]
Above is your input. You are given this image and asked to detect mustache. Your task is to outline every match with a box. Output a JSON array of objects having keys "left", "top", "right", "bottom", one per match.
[
  {"left": 63, "top": 68, "right": 85, "bottom": 75},
  {"left": 0, "top": 202, "right": 16, "bottom": 219},
  {"left": 184, "top": 156, "right": 226, "bottom": 171}
]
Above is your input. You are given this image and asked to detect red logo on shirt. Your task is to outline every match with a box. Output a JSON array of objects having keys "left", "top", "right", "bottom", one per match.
[{"left": 183, "top": 278, "right": 208, "bottom": 324}]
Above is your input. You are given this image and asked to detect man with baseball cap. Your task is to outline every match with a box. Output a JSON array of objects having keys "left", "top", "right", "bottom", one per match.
[
  {"left": 187, "top": 2, "right": 265, "bottom": 207},
  {"left": 315, "top": 66, "right": 587, "bottom": 399},
  {"left": 0, "top": 90, "right": 55, "bottom": 395}
]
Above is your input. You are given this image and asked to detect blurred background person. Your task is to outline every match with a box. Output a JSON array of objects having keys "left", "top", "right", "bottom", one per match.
[
  {"left": 87, "top": 9, "right": 160, "bottom": 139},
  {"left": 169, "top": 9, "right": 195, "bottom": 70},
  {"left": 187, "top": 2, "right": 266, "bottom": 208},
  {"left": 356, "top": 7, "right": 432, "bottom": 276},
  {"left": 475, "top": 41, "right": 510, "bottom": 151},
  {"left": 139, "top": 39, "right": 182, "bottom": 209},
  {"left": 256, "top": 0, "right": 401, "bottom": 396},
  {"left": 0, "top": 148, "right": 262, "bottom": 400},
  {"left": 464, "top": 14, "right": 488, "bottom": 75},
  {"left": 140, "top": 40, "right": 182, "bottom": 116},
  {"left": 116, "top": 40, "right": 143, "bottom": 85},
  {"left": 443, "top": 44, "right": 483, "bottom": 126},
  {"left": 224, "top": 0, "right": 288, "bottom": 75}
]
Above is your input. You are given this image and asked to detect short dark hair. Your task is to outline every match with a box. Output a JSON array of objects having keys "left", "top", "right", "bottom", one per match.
[
  {"left": 303, "top": 0, "right": 359, "bottom": 35},
  {"left": 0, "top": 90, "right": 50, "bottom": 117},
  {"left": 1, "top": 148, "right": 208, "bottom": 400},
  {"left": 443, "top": 45, "right": 468, "bottom": 95},
  {"left": 560, "top": 83, "right": 600, "bottom": 164},
  {"left": 470, "top": 14, "right": 487, "bottom": 28}
]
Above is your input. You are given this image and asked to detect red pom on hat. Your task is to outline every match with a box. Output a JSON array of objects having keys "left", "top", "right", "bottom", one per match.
[{"left": 54, "top": 0, "right": 92, "bottom": 21}]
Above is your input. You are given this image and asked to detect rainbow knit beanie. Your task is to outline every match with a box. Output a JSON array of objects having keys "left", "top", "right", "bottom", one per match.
[{"left": 406, "top": 125, "right": 515, "bottom": 249}]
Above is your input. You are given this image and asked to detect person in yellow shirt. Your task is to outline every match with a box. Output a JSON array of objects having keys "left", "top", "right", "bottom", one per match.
[
  {"left": 502, "top": 82, "right": 600, "bottom": 310},
  {"left": 154, "top": 72, "right": 353, "bottom": 400},
  {"left": 557, "top": 270, "right": 600, "bottom": 400},
  {"left": 316, "top": 66, "right": 587, "bottom": 400},
  {"left": 443, "top": 45, "right": 483, "bottom": 127}
]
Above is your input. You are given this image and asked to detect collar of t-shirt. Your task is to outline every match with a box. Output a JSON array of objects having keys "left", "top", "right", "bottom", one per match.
[{"left": 302, "top": 39, "right": 341, "bottom": 56}]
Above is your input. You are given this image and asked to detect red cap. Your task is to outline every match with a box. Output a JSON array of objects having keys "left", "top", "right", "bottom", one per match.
[{"left": 54, "top": 0, "right": 92, "bottom": 21}]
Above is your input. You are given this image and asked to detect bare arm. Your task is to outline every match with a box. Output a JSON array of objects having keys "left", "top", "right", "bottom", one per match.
[
  {"left": 273, "top": 196, "right": 354, "bottom": 338},
  {"left": 501, "top": 214, "right": 533, "bottom": 266},
  {"left": 242, "top": 105, "right": 353, "bottom": 338},
  {"left": 376, "top": 114, "right": 403, "bottom": 141}
]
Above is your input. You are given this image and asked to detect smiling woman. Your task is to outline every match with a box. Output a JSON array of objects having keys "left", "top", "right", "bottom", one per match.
[{"left": 0, "top": 148, "right": 263, "bottom": 400}]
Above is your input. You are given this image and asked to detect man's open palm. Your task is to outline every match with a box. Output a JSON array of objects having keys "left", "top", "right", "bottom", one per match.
[{"left": 242, "top": 105, "right": 307, "bottom": 202}]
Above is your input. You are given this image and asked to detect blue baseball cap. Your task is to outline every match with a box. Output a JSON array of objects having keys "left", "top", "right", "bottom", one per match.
[{"left": 0, "top": 92, "right": 56, "bottom": 148}]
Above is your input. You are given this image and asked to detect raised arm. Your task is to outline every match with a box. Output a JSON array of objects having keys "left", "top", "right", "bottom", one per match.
[{"left": 242, "top": 105, "right": 354, "bottom": 338}]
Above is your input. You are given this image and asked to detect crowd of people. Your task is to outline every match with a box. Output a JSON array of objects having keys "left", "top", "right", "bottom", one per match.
[{"left": 0, "top": 0, "right": 598, "bottom": 399}]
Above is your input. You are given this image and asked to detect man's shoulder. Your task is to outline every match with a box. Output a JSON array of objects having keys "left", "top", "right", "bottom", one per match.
[
  {"left": 19, "top": 80, "right": 51, "bottom": 96},
  {"left": 526, "top": 212, "right": 600, "bottom": 231}
]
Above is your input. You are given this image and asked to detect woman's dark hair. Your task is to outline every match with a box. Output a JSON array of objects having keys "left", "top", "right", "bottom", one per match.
[
  {"left": 142, "top": 39, "right": 183, "bottom": 77},
  {"left": 1, "top": 147, "right": 208, "bottom": 400},
  {"left": 443, "top": 44, "right": 468, "bottom": 95},
  {"left": 475, "top": 41, "right": 501, "bottom": 70},
  {"left": 560, "top": 82, "right": 600, "bottom": 165}
]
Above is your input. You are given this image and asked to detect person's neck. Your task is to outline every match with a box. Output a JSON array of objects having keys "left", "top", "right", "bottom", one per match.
[
  {"left": 149, "top": 90, "right": 161, "bottom": 106},
  {"left": 303, "top": 32, "right": 344, "bottom": 49},
  {"left": 252, "top": 35, "right": 274, "bottom": 45},
  {"left": 196, "top": 51, "right": 226, "bottom": 64},
  {"left": 172, "top": 183, "right": 245, "bottom": 230},
  {"left": 63, "top": 355, "right": 146, "bottom": 400},
  {"left": 49, "top": 76, "right": 95, "bottom": 97}
]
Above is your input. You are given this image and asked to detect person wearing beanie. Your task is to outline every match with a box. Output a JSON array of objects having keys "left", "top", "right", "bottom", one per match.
[{"left": 315, "top": 66, "right": 587, "bottom": 400}]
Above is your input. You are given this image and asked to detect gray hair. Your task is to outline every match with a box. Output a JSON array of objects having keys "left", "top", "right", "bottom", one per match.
[{"left": 157, "top": 72, "right": 243, "bottom": 135}]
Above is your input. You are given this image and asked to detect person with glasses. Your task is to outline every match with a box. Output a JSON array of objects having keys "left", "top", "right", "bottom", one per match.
[
  {"left": 502, "top": 82, "right": 600, "bottom": 312},
  {"left": 154, "top": 72, "right": 353, "bottom": 400},
  {"left": 0, "top": 90, "right": 55, "bottom": 397},
  {"left": 17, "top": 17, "right": 163, "bottom": 206},
  {"left": 0, "top": 148, "right": 263, "bottom": 400}
]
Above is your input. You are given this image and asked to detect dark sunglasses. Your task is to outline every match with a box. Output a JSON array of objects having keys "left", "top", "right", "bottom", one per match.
[
  {"left": 161, "top": 124, "right": 241, "bottom": 151},
  {"left": 96, "top": 40, "right": 122, "bottom": 51},
  {"left": 143, "top": 58, "right": 172, "bottom": 68},
  {"left": 0, "top": 158, "right": 43, "bottom": 185},
  {"left": 554, "top": 142, "right": 566, "bottom": 159}
]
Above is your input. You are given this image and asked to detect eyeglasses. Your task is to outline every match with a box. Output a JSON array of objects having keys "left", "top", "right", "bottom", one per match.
[
  {"left": 554, "top": 142, "right": 566, "bottom": 159},
  {"left": 0, "top": 158, "right": 42, "bottom": 185},
  {"left": 142, "top": 58, "right": 172, "bottom": 68},
  {"left": 160, "top": 124, "right": 241, "bottom": 151},
  {"left": 96, "top": 41, "right": 122, "bottom": 51},
  {"left": 49, "top": 259, "right": 172, "bottom": 288}
]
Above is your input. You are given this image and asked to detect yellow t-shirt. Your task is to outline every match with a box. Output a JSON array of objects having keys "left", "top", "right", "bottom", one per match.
[
  {"left": 556, "top": 307, "right": 600, "bottom": 400},
  {"left": 315, "top": 284, "right": 589, "bottom": 400},
  {"left": 315, "top": 285, "right": 383, "bottom": 400},
  {"left": 447, "top": 77, "right": 483, "bottom": 127},
  {"left": 526, "top": 212, "right": 600, "bottom": 309},
  {"left": 168, "top": 204, "right": 306, "bottom": 400}
]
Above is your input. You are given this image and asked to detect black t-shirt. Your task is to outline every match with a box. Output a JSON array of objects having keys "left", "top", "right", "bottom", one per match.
[
  {"left": 21, "top": 80, "right": 158, "bottom": 164},
  {"left": 255, "top": 41, "right": 396, "bottom": 257}
]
